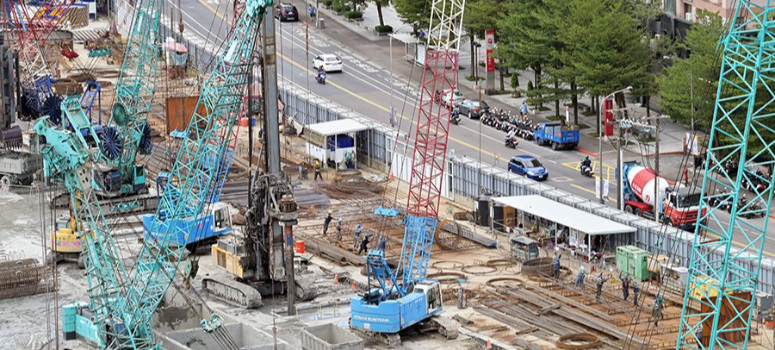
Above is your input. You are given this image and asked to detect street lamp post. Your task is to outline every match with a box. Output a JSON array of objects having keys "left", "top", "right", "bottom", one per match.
[
  {"left": 388, "top": 25, "right": 413, "bottom": 127},
  {"left": 598, "top": 86, "right": 632, "bottom": 205}
]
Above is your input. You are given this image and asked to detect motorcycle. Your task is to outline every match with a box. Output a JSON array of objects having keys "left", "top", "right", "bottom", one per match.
[
  {"left": 505, "top": 136, "right": 519, "bottom": 149},
  {"left": 579, "top": 161, "right": 594, "bottom": 177},
  {"left": 316, "top": 71, "right": 327, "bottom": 84},
  {"left": 451, "top": 110, "right": 461, "bottom": 125}
]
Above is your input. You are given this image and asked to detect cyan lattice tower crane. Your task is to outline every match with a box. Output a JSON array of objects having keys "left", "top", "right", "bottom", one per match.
[
  {"left": 96, "top": 0, "right": 160, "bottom": 197},
  {"left": 677, "top": 2, "right": 775, "bottom": 349},
  {"left": 350, "top": 0, "right": 465, "bottom": 344},
  {"left": 122, "top": 0, "right": 274, "bottom": 347},
  {"left": 34, "top": 96, "right": 133, "bottom": 347}
]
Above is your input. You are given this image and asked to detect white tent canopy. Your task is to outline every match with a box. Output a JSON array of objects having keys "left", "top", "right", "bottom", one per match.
[
  {"left": 307, "top": 119, "right": 368, "bottom": 136},
  {"left": 493, "top": 195, "right": 636, "bottom": 236}
]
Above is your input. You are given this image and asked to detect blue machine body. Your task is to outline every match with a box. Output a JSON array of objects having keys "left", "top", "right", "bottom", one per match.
[
  {"left": 142, "top": 212, "right": 231, "bottom": 247},
  {"left": 350, "top": 290, "right": 438, "bottom": 333}
]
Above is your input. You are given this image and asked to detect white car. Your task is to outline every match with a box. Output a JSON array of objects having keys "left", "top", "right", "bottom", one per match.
[
  {"left": 313, "top": 54, "right": 343, "bottom": 73},
  {"left": 439, "top": 89, "right": 464, "bottom": 108}
]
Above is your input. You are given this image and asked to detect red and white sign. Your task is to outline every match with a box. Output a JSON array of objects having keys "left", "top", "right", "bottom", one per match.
[{"left": 485, "top": 29, "right": 495, "bottom": 72}]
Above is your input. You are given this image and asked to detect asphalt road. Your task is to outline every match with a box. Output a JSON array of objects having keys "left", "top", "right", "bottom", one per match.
[
  {"left": 166, "top": 0, "right": 775, "bottom": 258},
  {"left": 171, "top": 0, "right": 614, "bottom": 203}
]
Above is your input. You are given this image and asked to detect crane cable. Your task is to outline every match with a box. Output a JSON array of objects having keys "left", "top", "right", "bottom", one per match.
[{"left": 622, "top": 2, "right": 737, "bottom": 348}]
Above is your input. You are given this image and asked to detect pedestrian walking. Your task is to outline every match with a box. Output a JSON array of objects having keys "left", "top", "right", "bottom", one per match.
[
  {"left": 633, "top": 281, "right": 641, "bottom": 306},
  {"left": 314, "top": 160, "right": 322, "bottom": 181},
  {"left": 322, "top": 210, "right": 333, "bottom": 235},
  {"left": 335, "top": 217, "right": 343, "bottom": 242},
  {"left": 353, "top": 224, "right": 363, "bottom": 250},
  {"left": 622, "top": 273, "right": 630, "bottom": 301},
  {"left": 553, "top": 253, "right": 561, "bottom": 280},
  {"left": 574, "top": 266, "right": 585, "bottom": 288},
  {"left": 652, "top": 293, "right": 664, "bottom": 326},
  {"left": 595, "top": 273, "right": 606, "bottom": 301},
  {"left": 358, "top": 232, "right": 372, "bottom": 255},
  {"left": 377, "top": 235, "right": 387, "bottom": 252},
  {"left": 520, "top": 101, "right": 528, "bottom": 118},
  {"left": 308, "top": 4, "right": 315, "bottom": 17},
  {"left": 184, "top": 256, "right": 199, "bottom": 290}
]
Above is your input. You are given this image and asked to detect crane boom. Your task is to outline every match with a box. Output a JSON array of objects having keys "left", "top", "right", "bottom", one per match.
[
  {"left": 100, "top": 0, "right": 161, "bottom": 194},
  {"left": 123, "top": 0, "right": 272, "bottom": 346},
  {"left": 34, "top": 97, "right": 133, "bottom": 347},
  {"left": 677, "top": 2, "right": 775, "bottom": 349}
]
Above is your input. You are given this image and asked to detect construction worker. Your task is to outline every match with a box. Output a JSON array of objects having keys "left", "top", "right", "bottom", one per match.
[
  {"left": 184, "top": 256, "right": 199, "bottom": 290},
  {"left": 353, "top": 224, "right": 363, "bottom": 250},
  {"left": 632, "top": 281, "right": 641, "bottom": 306},
  {"left": 335, "top": 217, "right": 343, "bottom": 242},
  {"left": 574, "top": 266, "right": 585, "bottom": 288},
  {"left": 358, "top": 232, "right": 372, "bottom": 255},
  {"left": 377, "top": 235, "right": 387, "bottom": 252},
  {"left": 322, "top": 210, "right": 333, "bottom": 235},
  {"left": 650, "top": 292, "right": 662, "bottom": 317},
  {"left": 652, "top": 293, "right": 664, "bottom": 326},
  {"left": 553, "top": 253, "right": 561, "bottom": 280},
  {"left": 595, "top": 273, "right": 606, "bottom": 301},
  {"left": 622, "top": 273, "right": 631, "bottom": 301},
  {"left": 314, "top": 160, "right": 322, "bottom": 181}
]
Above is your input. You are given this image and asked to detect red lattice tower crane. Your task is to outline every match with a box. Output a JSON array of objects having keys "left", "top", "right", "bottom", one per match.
[{"left": 407, "top": 0, "right": 465, "bottom": 219}]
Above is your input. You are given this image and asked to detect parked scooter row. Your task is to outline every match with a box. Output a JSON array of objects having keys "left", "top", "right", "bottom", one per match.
[
  {"left": 708, "top": 190, "right": 766, "bottom": 218},
  {"left": 481, "top": 107, "right": 538, "bottom": 141}
]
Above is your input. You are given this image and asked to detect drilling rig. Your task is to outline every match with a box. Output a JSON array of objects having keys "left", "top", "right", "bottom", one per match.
[{"left": 202, "top": 4, "right": 313, "bottom": 309}]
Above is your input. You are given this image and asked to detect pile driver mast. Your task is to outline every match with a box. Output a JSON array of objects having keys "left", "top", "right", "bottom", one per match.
[
  {"left": 350, "top": 0, "right": 464, "bottom": 343},
  {"left": 677, "top": 2, "right": 775, "bottom": 349}
]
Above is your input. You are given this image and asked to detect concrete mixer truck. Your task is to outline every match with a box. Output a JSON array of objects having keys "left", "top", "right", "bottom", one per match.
[{"left": 622, "top": 161, "right": 703, "bottom": 230}]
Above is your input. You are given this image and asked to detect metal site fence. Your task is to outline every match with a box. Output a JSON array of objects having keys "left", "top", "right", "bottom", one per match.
[{"left": 130, "top": 13, "right": 774, "bottom": 295}]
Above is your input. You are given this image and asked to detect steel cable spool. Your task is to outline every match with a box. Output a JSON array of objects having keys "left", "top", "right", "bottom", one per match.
[
  {"left": 139, "top": 123, "right": 153, "bottom": 154},
  {"left": 100, "top": 127, "right": 124, "bottom": 160},
  {"left": 40, "top": 94, "right": 63, "bottom": 125}
]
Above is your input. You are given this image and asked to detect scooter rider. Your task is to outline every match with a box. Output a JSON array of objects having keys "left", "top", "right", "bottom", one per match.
[
  {"left": 581, "top": 156, "right": 592, "bottom": 175},
  {"left": 316, "top": 66, "right": 326, "bottom": 83}
]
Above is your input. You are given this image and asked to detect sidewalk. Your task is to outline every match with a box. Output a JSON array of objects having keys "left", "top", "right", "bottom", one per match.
[{"left": 304, "top": 0, "right": 698, "bottom": 161}]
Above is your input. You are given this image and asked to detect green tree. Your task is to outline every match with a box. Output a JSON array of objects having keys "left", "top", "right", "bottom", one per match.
[
  {"left": 561, "top": 0, "right": 650, "bottom": 134},
  {"left": 463, "top": 0, "right": 502, "bottom": 82},
  {"left": 495, "top": 0, "right": 550, "bottom": 97},
  {"left": 658, "top": 10, "right": 723, "bottom": 127},
  {"left": 393, "top": 0, "right": 431, "bottom": 36},
  {"left": 372, "top": 0, "right": 390, "bottom": 27}
]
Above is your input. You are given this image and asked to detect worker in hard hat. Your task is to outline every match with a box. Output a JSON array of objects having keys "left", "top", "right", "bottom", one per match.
[
  {"left": 595, "top": 273, "right": 606, "bottom": 301},
  {"left": 322, "top": 210, "right": 333, "bottom": 235},
  {"left": 574, "top": 266, "right": 586, "bottom": 288},
  {"left": 622, "top": 273, "right": 631, "bottom": 301},
  {"left": 353, "top": 224, "right": 363, "bottom": 250},
  {"left": 632, "top": 281, "right": 641, "bottom": 306},
  {"left": 652, "top": 293, "right": 664, "bottom": 326},
  {"left": 335, "top": 217, "right": 343, "bottom": 242}
]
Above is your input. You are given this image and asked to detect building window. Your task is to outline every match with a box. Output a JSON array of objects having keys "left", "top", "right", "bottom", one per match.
[
  {"left": 664, "top": 0, "right": 676, "bottom": 16},
  {"left": 684, "top": 3, "right": 693, "bottom": 21}
]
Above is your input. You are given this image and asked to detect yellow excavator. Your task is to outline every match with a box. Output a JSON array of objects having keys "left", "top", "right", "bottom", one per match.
[{"left": 48, "top": 205, "right": 88, "bottom": 268}]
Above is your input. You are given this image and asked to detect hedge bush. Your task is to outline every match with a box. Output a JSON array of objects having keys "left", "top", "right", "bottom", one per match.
[
  {"left": 344, "top": 11, "right": 363, "bottom": 19},
  {"left": 332, "top": 3, "right": 345, "bottom": 12},
  {"left": 323, "top": 0, "right": 333, "bottom": 6},
  {"left": 374, "top": 25, "right": 393, "bottom": 33}
]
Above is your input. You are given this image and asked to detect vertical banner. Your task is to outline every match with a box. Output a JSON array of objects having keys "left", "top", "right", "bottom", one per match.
[
  {"left": 604, "top": 97, "right": 614, "bottom": 136},
  {"left": 485, "top": 29, "right": 496, "bottom": 72}
]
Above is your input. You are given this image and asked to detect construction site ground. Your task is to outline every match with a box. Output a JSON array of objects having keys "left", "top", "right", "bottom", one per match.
[{"left": 2, "top": 19, "right": 775, "bottom": 350}]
